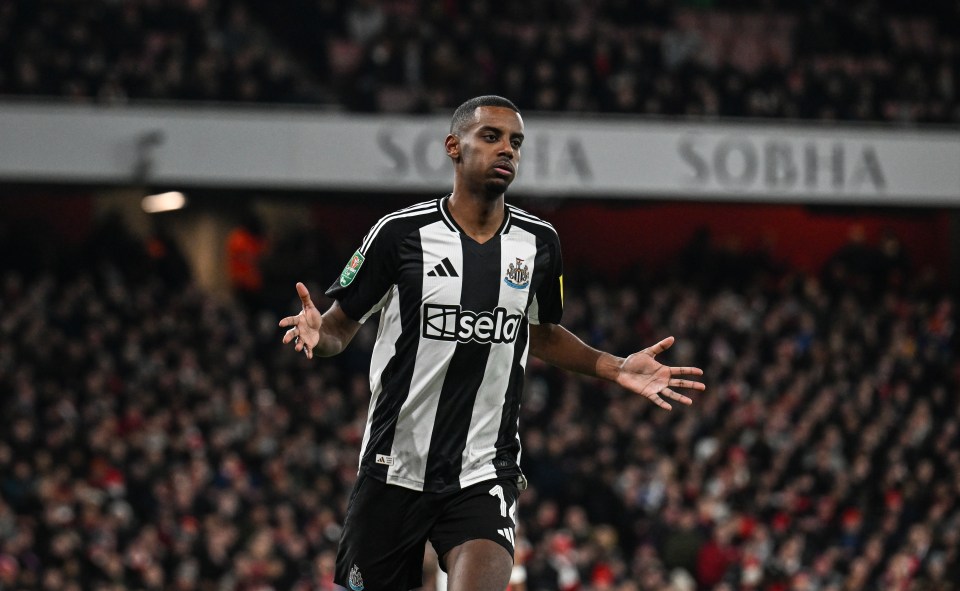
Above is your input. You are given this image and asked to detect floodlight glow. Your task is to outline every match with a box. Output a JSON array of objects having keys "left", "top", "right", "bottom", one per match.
[{"left": 142, "top": 192, "right": 186, "bottom": 213}]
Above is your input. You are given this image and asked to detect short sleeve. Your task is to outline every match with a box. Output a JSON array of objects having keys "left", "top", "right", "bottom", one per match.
[
  {"left": 528, "top": 239, "right": 563, "bottom": 325},
  {"left": 325, "top": 223, "right": 398, "bottom": 323}
]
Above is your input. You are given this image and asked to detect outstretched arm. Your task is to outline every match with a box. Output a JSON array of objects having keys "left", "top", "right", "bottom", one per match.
[
  {"left": 278, "top": 282, "right": 361, "bottom": 359},
  {"left": 528, "top": 323, "right": 704, "bottom": 411}
]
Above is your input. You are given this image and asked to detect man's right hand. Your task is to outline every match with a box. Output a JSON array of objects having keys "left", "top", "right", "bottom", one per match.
[{"left": 279, "top": 282, "right": 323, "bottom": 359}]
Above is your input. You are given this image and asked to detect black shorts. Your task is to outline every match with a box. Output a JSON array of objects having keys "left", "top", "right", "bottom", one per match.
[{"left": 334, "top": 471, "right": 520, "bottom": 591}]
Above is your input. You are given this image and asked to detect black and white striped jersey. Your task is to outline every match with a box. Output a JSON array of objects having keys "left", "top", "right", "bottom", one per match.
[{"left": 326, "top": 195, "right": 563, "bottom": 493}]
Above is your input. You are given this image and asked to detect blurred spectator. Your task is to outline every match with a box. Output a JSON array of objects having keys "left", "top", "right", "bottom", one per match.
[
  {"left": 345, "top": 0, "right": 386, "bottom": 46},
  {"left": 1, "top": 0, "right": 959, "bottom": 123},
  {"left": 146, "top": 224, "right": 192, "bottom": 290},
  {"left": 0, "top": 0, "right": 323, "bottom": 105},
  {"left": 226, "top": 210, "right": 268, "bottom": 310},
  {"left": 1, "top": 209, "right": 957, "bottom": 590}
]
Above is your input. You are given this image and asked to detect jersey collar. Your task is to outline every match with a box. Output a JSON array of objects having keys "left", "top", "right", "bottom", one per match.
[{"left": 439, "top": 194, "right": 512, "bottom": 239}]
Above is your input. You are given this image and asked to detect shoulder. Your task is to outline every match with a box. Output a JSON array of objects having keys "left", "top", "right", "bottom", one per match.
[
  {"left": 507, "top": 204, "right": 560, "bottom": 243},
  {"left": 359, "top": 198, "right": 442, "bottom": 255}
]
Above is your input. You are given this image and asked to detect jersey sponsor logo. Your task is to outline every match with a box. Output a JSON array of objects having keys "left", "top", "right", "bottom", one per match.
[
  {"left": 339, "top": 250, "right": 365, "bottom": 287},
  {"left": 422, "top": 304, "right": 522, "bottom": 344},
  {"left": 375, "top": 454, "right": 395, "bottom": 465},
  {"left": 348, "top": 564, "right": 364, "bottom": 591},
  {"left": 504, "top": 257, "right": 530, "bottom": 289}
]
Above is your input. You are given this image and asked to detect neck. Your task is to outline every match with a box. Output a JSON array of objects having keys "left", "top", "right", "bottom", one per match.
[{"left": 447, "top": 182, "right": 505, "bottom": 244}]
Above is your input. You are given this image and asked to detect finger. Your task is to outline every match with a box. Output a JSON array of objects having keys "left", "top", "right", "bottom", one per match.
[
  {"left": 296, "top": 282, "right": 313, "bottom": 308},
  {"left": 282, "top": 327, "right": 299, "bottom": 344},
  {"left": 669, "top": 378, "right": 706, "bottom": 391},
  {"left": 644, "top": 391, "right": 672, "bottom": 411},
  {"left": 301, "top": 336, "right": 314, "bottom": 359},
  {"left": 669, "top": 366, "right": 704, "bottom": 377},
  {"left": 644, "top": 336, "right": 675, "bottom": 357},
  {"left": 278, "top": 313, "right": 302, "bottom": 328},
  {"left": 659, "top": 387, "right": 693, "bottom": 406}
]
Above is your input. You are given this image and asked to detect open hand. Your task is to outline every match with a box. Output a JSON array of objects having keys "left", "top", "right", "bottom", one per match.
[
  {"left": 615, "top": 336, "right": 705, "bottom": 411},
  {"left": 278, "top": 282, "right": 322, "bottom": 359}
]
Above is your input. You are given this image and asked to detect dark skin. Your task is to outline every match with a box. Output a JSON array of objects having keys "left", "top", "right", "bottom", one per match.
[
  {"left": 443, "top": 105, "right": 523, "bottom": 244},
  {"left": 279, "top": 106, "right": 705, "bottom": 591}
]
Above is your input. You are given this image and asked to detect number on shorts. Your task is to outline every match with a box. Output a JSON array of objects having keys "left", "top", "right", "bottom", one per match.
[{"left": 488, "top": 484, "right": 507, "bottom": 518}]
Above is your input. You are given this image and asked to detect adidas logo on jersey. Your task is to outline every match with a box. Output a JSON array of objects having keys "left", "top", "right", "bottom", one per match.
[
  {"left": 427, "top": 257, "right": 459, "bottom": 277},
  {"left": 422, "top": 304, "right": 522, "bottom": 344}
]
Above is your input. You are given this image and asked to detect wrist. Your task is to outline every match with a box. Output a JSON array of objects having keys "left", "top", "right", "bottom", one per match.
[{"left": 596, "top": 353, "right": 624, "bottom": 382}]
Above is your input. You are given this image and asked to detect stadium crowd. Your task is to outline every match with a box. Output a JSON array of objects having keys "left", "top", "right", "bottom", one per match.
[
  {"left": 2, "top": 1, "right": 958, "bottom": 589},
  {"left": 0, "top": 214, "right": 957, "bottom": 591},
  {"left": 1, "top": 0, "right": 959, "bottom": 123}
]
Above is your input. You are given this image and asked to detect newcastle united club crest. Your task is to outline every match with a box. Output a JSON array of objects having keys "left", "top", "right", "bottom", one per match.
[
  {"left": 348, "top": 564, "right": 364, "bottom": 591},
  {"left": 504, "top": 257, "right": 530, "bottom": 289}
]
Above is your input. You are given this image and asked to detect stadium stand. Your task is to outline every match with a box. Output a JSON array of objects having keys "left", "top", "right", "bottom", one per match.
[
  {"left": 0, "top": 216, "right": 957, "bottom": 590},
  {"left": 1, "top": 0, "right": 958, "bottom": 122},
  {"left": 0, "top": 0, "right": 326, "bottom": 104},
  {"left": 1, "top": 1, "right": 959, "bottom": 590}
]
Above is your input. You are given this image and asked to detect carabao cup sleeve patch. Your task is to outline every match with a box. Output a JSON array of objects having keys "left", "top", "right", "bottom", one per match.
[{"left": 339, "top": 250, "right": 365, "bottom": 287}]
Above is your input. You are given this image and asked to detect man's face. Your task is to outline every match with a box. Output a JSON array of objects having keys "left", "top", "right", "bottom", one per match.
[{"left": 452, "top": 106, "right": 524, "bottom": 195}]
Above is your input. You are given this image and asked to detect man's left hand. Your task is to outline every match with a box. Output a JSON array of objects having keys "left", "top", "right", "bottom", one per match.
[{"left": 616, "top": 336, "right": 705, "bottom": 411}]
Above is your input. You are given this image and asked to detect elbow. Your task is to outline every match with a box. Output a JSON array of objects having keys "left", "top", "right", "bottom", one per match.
[{"left": 527, "top": 323, "right": 551, "bottom": 359}]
